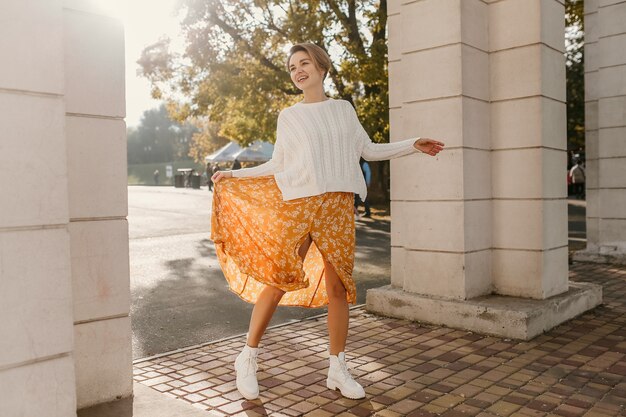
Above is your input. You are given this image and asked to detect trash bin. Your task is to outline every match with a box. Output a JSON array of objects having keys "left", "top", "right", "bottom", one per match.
[
  {"left": 174, "top": 174, "right": 184, "bottom": 188},
  {"left": 191, "top": 174, "right": 201, "bottom": 189}
]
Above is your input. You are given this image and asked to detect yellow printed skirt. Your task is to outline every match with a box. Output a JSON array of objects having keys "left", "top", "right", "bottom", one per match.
[{"left": 210, "top": 176, "right": 356, "bottom": 308}]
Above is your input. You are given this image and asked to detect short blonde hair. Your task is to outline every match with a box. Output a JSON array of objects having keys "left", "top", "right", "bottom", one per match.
[{"left": 287, "top": 43, "right": 332, "bottom": 80}]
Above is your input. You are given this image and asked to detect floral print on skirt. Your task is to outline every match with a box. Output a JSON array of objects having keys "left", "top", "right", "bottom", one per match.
[{"left": 210, "top": 175, "right": 356, "bottom": 308}]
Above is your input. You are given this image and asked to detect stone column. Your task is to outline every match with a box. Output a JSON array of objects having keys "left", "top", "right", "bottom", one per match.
[
  {"left": 367, "top": 0, "right": 602, "bottom": 340},
  {"left": 575, "top": 0, "right": 626, "bottom": 264},
  {"left": 0, "top": 1, "right": 76, "bottom": 416},
  {"left": 62, "top": 0, "right": 132, "bottom": 409},
  {"left": 0, "top": 0, "right": 130, "bottom": 413},
  {"left": 385, "top": 0, "right": 492, "bottom": 299},
  {"left": 489, "top": 0, "right": 569, "bottom": 299}
]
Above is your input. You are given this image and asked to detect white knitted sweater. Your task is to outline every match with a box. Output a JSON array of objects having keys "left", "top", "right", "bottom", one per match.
[{"left": 231, "top": 98, "right": 420, "bottom": 201}]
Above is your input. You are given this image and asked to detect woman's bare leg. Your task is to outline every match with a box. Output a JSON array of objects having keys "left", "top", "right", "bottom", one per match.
[
  {"left": 324, "top": 257, "right": 365, "bottom": 399},
  {"left": 325, "top": 259, "right": 349, "bottom": 355},
  {"left": 247, "top": 234, "right": 313, "bottom": 347},
  {"left": 295, "top": 234, "right": 349, "bottom": 353},
  {"left": 247, "top": 285, "right": 285, "bottom": 347},
  {"left": 298, "top": 234, "right": 313, "bottom": 260}
]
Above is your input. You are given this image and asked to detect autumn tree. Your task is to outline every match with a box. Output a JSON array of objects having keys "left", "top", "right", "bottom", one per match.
[
  {"left": 138, "top": 0, "right": 388, "bottom": 161},
  {"left": 565, "top": 0, "right": 585, "bottom": 150}
]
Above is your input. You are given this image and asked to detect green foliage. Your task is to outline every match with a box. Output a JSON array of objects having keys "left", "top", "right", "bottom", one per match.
[
  {"left": 565, "top": 0, "right": 585, "bottom": 150},
  {"left": 187, "top": 117, "right": 231, "bottom": 164},
  {"left": 138, "top": 0, "right": 388, "bottom": 158},
  {"left": 127, "top": 104, "right": 198, "bottom": 164}
]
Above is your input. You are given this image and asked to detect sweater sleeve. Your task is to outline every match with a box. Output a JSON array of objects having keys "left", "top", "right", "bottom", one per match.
[
  {"left": 231, "top": 115, "right": 285, "bottom": 178},
  {"left": 353, "top": 107, "right": 420, "bottom": 161}
]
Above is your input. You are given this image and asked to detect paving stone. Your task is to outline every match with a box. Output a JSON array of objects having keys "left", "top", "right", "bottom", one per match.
[
  {"left": 130, "top": 263, "right": 626, "bottom": 417},
  {"left": 430, "top": 394, "right": 465, "bottom": 409},
  {"left": 387, "top": 398, "right": 422, "bottom": 414},
  {"left": 452, "top": 403, "right": 483, "bottom": 415},
  {"left": 421, "top": 403, "right": 448, "bottom": 414},
  {"left": 486, "top": 400, "right": 522, "bottom": 415},
  {"left": 290, "top": 400, "right": 318, "bottom": 414},
  {"left": 321, "top": 402, "right": 347, "bottom": 414},
  {"left": 303, "top": 409, "right": 335, "bottom": 417},
  {"left": 373, "top": 409, "right": 404, "bottom": 417},
  {"left": 407, "top": 410, "right": 438, "bottom": 417}
]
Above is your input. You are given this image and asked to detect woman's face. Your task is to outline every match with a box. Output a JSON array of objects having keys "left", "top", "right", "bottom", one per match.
[{"left": 288, "top": 50, "right": 325, "bottom": 91}]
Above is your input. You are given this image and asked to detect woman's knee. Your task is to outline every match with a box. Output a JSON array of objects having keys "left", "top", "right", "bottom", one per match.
[
  {"left": 326, "top": 278, "right": 346, "bottom": 299},
  {"left": 263, "top": 284, "right": 286, "bottom": 302},
  {"left": 325, "top": 267, "right": 347, "bottom": 299},
  {"left": 327, "top": 281, "right": 346, "bottom": 299}
]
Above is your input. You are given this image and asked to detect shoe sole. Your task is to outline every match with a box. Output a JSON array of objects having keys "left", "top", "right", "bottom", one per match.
[
  {"left": 237, "top": 385, "right": 259, "bottom": 401},
  {"left": 326, "top": 379, "right": 365, "bottom": 399},
  {"left": 236, "top": 385, "right": 259, "bottom": 401}
]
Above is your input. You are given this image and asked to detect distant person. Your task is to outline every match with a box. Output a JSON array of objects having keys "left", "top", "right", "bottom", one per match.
[
  {"left": 189, "top": 169, "right": 195, "bottom": 188},
  {"left": 210, "top": 42, "right": 445, "bottom": 401},
  {"left": 353, "top": 197, "right": 360, "bottom": 220},
  {"left": 153, "top": 169, "right": 159, "bottom": 186},
  {"left": 212, "top": 164, "right": 220, "bottom": 190},
  {"left": 354, "top": 158, "right": 371, "bottom": 218},
  {"left": 569, "top": 159, "right": 585, "bottom": 199},
  {"left": 231, "top": 158, "right": 241, "bottom": 170},
  {"left": 207, "top": 163, "right": 215, "bottom": 191},
  {"left": 574, "top": 148, "right": 585, "bottom": 165},
  {"left": 184, "top": 169, "right": 194, "bottom": 188}
]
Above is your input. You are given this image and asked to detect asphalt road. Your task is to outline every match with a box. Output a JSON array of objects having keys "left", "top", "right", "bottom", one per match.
[
  {"left": 129, "top": 186, "right": 393, "bottom": 359},
  {"left": 568, "top": 198, "right": 587, "bottom": 252},
  {"left": 129, "top": 186, "right": 587, "bottom": 360}
]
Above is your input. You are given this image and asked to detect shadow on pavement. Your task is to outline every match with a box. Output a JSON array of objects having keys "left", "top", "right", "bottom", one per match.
[
  {"left": 131, "top": 216, "right": 393, "bottom": 359},
  {"left": 78, "top": 382, "right": 213, "bottom": 417}
]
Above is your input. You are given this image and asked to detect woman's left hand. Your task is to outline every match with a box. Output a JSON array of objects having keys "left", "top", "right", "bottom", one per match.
[{"left": 414, "top": 138, "right": 445, "bottom": 156}]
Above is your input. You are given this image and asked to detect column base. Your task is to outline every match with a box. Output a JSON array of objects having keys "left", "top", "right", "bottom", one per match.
[
  {"left": 573, "top": 247, "right": 626, "bottom": 265},
  {"left": 365, "top": 281, "right": 602, "bottom": 340}
]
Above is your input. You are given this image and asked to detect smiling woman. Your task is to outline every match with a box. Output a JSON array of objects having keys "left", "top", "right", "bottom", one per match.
[{"left": 210, "top": 42, "right": 444, "bottom": 402}]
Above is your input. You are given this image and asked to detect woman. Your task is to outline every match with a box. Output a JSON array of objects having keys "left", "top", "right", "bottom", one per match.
[{"left": 211, "top": 43, "right": 444, "bottom": 401}]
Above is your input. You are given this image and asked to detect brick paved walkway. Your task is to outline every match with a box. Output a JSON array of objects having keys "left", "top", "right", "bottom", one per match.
[{"left": 133, "top": 262, "right": 626, "bottom": 416}]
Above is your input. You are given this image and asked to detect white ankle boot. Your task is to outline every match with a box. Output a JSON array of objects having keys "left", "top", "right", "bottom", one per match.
[
  {"left": 327, "top": 352, "right": 365, "bottom": 399},
  {"left": 235, "top": 345, "right": 259, "bottom": 400}
]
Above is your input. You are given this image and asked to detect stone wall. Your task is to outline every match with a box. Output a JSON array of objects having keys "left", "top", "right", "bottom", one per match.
[
  {"left": 367, "top": 0, "right": 602, "bottom": 340},
  {"left": 0, "top": 1, "right": 131, "bottom": 414},
  {"left": 578, "top": 0, "right": 626, "bottom": 264}
]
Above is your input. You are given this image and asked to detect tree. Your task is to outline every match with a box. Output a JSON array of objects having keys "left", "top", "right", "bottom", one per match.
[
  {"left": 138, "top": 0, "right": 388, "bottom": 161},
  {"left": 187, "top": 118, "right": 230, "bottom": 164},
  {"left": 565, "top": 0, "right": 585, "bottom": 150},
  {"left": 127, "top": 104, "right": 198, "bottom": 164}
]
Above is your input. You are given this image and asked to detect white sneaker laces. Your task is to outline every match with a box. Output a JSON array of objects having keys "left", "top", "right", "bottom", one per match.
[
  {"left": 338, "top": 359, "right": 353, "bottom": 382},
  {"left": 241, "top": 354, "right": 258, "bottom": 377}
]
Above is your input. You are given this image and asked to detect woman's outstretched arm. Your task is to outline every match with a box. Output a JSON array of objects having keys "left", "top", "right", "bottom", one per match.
[{"left": 349, "top": 103, "right": 444, "bottom": 160}]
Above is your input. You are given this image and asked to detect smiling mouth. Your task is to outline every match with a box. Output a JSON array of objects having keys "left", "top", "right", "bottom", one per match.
[{"left": 297, "top": 76, "right": 308, "bottom": 83}]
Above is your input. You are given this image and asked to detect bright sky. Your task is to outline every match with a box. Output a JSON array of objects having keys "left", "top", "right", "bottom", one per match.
[
  {"left": 95, "top": 0, "right": 184, "bottom": 128},
  {"left": 95, "top": 1, "right": 343, "bottom": 128}
]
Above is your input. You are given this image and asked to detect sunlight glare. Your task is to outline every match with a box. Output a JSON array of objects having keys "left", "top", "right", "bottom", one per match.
[{"left": 91, "top": 0, "right": 186, "bottom": 127}]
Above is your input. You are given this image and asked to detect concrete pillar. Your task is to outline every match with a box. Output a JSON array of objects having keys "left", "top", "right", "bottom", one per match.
[
  {"left": 63, "top": 0, "right": 131, "bottom": 409},
  {"left": 367, "top": 0, "right": 602, "bottom": 340},
  {"left": 0, "top": 0, "right": 130, "bottom": 414},
  {"left": 575, "top": 0, "right": 626, "bottom": 264},
  {"left": 0, "top": 1, "right": 76, "bottom": 416},
  {"left": 386, "top": 0, "right": 492, "bottom": 299},
  {"left": 489, "top": 0, "right": 570, "bottom": 299}
]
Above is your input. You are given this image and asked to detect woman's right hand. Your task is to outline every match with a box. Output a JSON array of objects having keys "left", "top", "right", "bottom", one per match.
[{"left": 211, "top": 170, "right": 233, "bottom": 183}]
